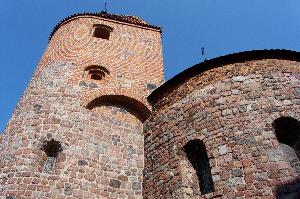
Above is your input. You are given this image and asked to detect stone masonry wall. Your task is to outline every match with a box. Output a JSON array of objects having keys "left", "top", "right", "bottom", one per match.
[
  {"left": 143, "top": 59, "right": 300, "bottom": 199},
  {"left": 0, "top": 16, "right": 164, "bottom": 199}
]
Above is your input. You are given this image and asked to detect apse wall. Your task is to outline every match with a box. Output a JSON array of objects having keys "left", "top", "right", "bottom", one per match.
[{"left": 144, "top": 51, "right": 300, "bottom": 199}]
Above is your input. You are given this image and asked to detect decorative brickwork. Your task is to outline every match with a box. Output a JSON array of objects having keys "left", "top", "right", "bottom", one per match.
[
  {"left": 144, "top": 59, "right": 300, "bottom": 198},
  {"left": 0, "top": 13, "right": 163, "bottom": 199}
]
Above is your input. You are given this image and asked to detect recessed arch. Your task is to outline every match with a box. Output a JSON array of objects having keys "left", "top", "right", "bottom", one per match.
[
  {"left": 86, "top": 95, "right": 151, "bottom": 122},
  {"left": 84, "top": 65, "right": 110, "bottom": 81},
  {"left": 182, "top": 139, "right": 215, "bottom": 195},
  {"left": 272, "top": 116, "right": 300, "bottom": 159},
  {"left": 41, "top": 139, "right": 63, "bottom": 174}
]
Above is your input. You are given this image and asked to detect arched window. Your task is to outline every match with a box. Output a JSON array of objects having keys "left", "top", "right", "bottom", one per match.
[
  {"left": 42, "top": 139, "right": 62, "bottom": 174},
  {"left": 183, "top": 140, "right": 215, "bottom": 195},
  {"left": 84, "top": 65, "right": 110, "bottom": 81},
  {"left": 93, "top": 24, "right": 113, "bottom": 40},
  {"left": 273, "top": 117, "right": 300, "bottom": 158},
  {"left": 273, "top": 117, "right": 300, "bottom": 173}
]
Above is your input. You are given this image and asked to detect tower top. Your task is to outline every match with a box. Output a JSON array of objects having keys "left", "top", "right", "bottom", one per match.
[{"left": 49, "top": 12, "right": 161, "bottom": 41}]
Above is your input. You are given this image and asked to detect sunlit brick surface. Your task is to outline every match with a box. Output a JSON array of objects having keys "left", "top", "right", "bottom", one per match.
[
  {"left": 0, "top": 15, "right": 164, "bottom": 199},
  {"left": 143, "top": 59, "right": 300, "bottom": 198}
]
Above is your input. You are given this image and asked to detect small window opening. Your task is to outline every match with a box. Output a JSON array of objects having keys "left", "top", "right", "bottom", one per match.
[
  {"left": 93, "top": 24, "right": 113, "bottom": 40},
  {"left": 273, "top": 117, "right": 300, "bottom": 159},
  {"left": 42, "top": 139, "right": 62, "bottom": 174},
  {"left": 84, "top": 65, "right": 110, "bottom": 81},
  {"left": 184, "top": 140, "right": 215, "bottom": 195},
  {"left": 90, "top": 73, "right": 103, "bottom": 80}
]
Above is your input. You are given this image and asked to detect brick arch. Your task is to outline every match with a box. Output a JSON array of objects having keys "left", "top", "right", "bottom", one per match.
[
  {"left": 80, "top": 88, "right": 150, "bottom": 108},
  {"left": 85, "top": 94, "right": 151, "bottom": 122}
]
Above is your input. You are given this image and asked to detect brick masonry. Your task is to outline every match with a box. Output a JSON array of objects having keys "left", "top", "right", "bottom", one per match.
[
  {"left": 0, "top": 14, "right": 164, "bottom": 199},
  {"left": 143, "top": 59, "right": 300, "bottom": 198},
  {"left": 1, "top": 12, "right": 300, "bottom": 199}
]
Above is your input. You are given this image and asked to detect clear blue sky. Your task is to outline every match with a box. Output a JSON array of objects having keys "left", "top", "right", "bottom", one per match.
[{"left": 1, "top": 0, "right": 300, "bottom": 132}]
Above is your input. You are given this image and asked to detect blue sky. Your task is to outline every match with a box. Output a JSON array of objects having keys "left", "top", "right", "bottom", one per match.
[{"left": 1, "top": 0, "right": 300, "bottom": 132}]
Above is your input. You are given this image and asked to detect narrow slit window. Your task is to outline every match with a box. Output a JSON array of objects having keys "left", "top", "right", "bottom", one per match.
[
  {"left": 42, "top": 139, "right": 62, "bottom": 174},
  {"left": 93, "top": 24, "right": 113, "bottom": 40},
  {"left": 184, "top": 140, "right": 215, "bottom": 195}
]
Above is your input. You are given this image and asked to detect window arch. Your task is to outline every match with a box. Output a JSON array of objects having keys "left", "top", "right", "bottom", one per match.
[
  {"left": 84, "top": 65, "right": 110, "bottom": 81},
  {"left": 92, "top": 24, "right": 113, "bottom": 40},
  {"left": 273, "top": 117, "right": 300, "bottom": 173},
  {"left": 42, "top": 139, "right": 63, "bottom": 174},
  {"left": 273, "top": 117, "right": 300, "bottom": 158},
  {"left": 183, "top": 139, "right": 215, "bottom": 195},
  {"left": 86, "top": 95, "right": 150, "bottom": 122}
]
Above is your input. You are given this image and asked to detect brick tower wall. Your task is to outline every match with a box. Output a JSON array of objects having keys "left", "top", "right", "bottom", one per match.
[
  {"left": 0, "top": 15, "right": 164, "bottom": 199},
  {"left": 143, "top": 58, "right": 300, "bottom": 198}
]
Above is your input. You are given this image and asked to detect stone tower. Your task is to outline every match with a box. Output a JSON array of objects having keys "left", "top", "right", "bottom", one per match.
[{"left": 0, "top": 12, "right": 164, "bottom": 199}]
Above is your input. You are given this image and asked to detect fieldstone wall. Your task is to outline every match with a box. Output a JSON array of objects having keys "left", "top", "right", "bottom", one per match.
[
  {"left": 143, "top": 59, "right": 300, "bottom": 199},
  {"left": 0, "top": 15, "right": 164, "bottom": 199}
]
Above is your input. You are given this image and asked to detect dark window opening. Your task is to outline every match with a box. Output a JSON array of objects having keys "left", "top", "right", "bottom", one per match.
[
  {"left": 89, "top": 69, "right": 106, "bottom": 76},
  {"left": 93, "top": 24, "right": 113, "bottom": 40},
  {"left": 42, "top": 139, "right": 62, "bottom": 174},
  {"left": 273, "top": 117, "right": 300, "bottom": 159},
  {"left": 84, "top": 65, "right": 110, "bottom": 81},
  {"left": 184, "top": 140, "right": 215, "bottom": 195},
  {"left": 90, "top": 73, "right": 103, "bottom": 80}
]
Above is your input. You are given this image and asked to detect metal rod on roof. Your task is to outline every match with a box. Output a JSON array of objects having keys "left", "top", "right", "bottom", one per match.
[{"left": 105, "top": 1, "right": 108, "bottom": 12}]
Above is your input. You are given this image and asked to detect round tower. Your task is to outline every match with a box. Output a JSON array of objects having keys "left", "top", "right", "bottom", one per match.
[
  {"left": 143, "top": 50, "right": 300, "bottom": 198},
  {"left": 0, "top": 12, "right": 164, "bottom": 199}
]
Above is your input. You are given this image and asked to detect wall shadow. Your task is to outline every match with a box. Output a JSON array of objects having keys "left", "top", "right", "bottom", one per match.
[{"left": 274, "top": 178, "right": 300, "bottom": 199}]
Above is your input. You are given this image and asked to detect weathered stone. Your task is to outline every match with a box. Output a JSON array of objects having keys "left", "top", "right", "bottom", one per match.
[
  {"left": 79, "top": 81, "right": 88, "bottom": 87},
  {"left": 43, "top": 157, "right": 56, "bottom": 174},
  {"left": 147, "top": 83, "right": 157, "bottom": 90},
  {"left": 232, "top": 76, "right": 246, "bottom": 82},
  {"left": 132, "top": 182, "right": 141, "bottom": 191},
  {"left": 78, "top": 160, "right": 88, "bottom": 166},
  {"left": 84, "top": 173, "right": 96, "bottom": 182},
  {"left": 33, "top": 104, "right": 42, "bottom": 112},
  {"left": 255, "top": 172, "right": 268, "bottom": 181},
  {"left": 127, "top": 147, "right": 136, "bottom": 155},
  {"left": 231, "top": 169, "right": 243, "bottom": 177},
  {"left": 118, "top": 175, "right": 128, "bottom": 181},
  {"left": 265, "top": 106, "right": 279, "bottom": 113},
  {"left": 109, "top": 179, "right": 121, "bottom": 188},
  {"left": 64, "top": 183, "right": 72, "bottom": 196},
  {"left": 89, "top": 82, "right": 98, "bottom": 88},
  {"left": 218, "top": 145, "right": 228, "bottom": 155},
  {"left": 112, "top": 135, "right": 120, "bottom": 145},
  {"left": 267, "top": 149, "right": 284, "bottom": 162}
]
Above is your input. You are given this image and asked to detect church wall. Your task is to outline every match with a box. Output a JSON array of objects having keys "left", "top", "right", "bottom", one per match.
[{"left": 143, "top": 59, "right": 300, "bottom": 198}]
